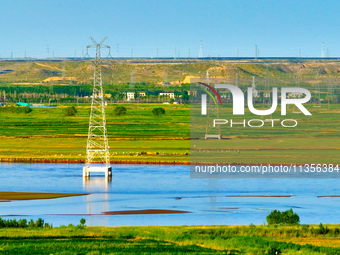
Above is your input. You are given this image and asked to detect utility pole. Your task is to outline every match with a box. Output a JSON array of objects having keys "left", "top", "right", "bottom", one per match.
[{"left": 83, "top": 37, "right": 112, "bottom": 178}]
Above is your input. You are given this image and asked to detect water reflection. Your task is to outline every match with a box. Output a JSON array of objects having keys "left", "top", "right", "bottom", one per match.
[
  {"left": 83, "top": 177, "right": 111, "bottom": 226},
  {"left": 83, "top": 176, "right": 112, "bottom": 192}
]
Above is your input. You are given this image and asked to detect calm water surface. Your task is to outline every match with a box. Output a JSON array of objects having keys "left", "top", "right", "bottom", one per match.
[{"left": 0, "top": 163, "right": 339, "bottom": 226}]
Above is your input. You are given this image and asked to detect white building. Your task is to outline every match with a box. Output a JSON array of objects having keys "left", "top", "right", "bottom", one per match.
[
  {"left": 288, "top": 92, "right": 303, "bottom": 98},
  {"left": 159, "top": 92, "right": 175, "bottom": 99},
  {"left": 263, "top": 92, "right": 271, "bottom": 98},
  {"left": 126, "top": 92, "right": 135, "bottom": 101}
]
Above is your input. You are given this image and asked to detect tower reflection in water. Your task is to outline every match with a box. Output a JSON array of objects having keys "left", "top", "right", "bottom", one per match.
[{"left": 83, "top": 176, "right": 112, "bottom": 226}]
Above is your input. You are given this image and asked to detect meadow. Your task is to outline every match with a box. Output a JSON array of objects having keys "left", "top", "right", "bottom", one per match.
[
  {"left": 1, "top": 224, "right": 340, "bottom": 254},
  {"left": 0, "top": 102, "right": 339, "bottom": 165}
]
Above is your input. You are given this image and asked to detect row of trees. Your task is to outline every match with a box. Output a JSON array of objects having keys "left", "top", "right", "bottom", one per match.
[
  {"left": 0, "top": 217, "right": 86, "bottom": 228},
  {"left": 0, "top": 106, "right": 167, "bottom": 117},
  {"left": 0, "top": 83, "right": 190, "bottom": 100},
  {"left": 0, "top": 217, "right": 47, "bottom": 228},
  {"left": 113, "top": 106, "right": 165, "bottom": 116}
]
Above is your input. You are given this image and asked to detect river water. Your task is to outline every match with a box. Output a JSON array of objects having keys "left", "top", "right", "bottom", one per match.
[{"left": 0, "top": 163, "right": 339, "bottom": 226}]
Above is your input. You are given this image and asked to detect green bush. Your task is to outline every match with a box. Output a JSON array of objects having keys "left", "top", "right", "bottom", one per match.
[
  {"left": 152, "top": 107, "right": 165, "bottom": 116},
  {"left": 64, "top": 106, "right": 77, "bottom": 116},
  {"left": 266, "top": 209, "right": 300, "bottom": 225},
  {"left": 265, "top": 246, "right": 282, "bottom": 255},
  {"left": 22, "top": 106, "right": 33, "bottom": 114},
  {"left": 0, "top": 106, "right": 32, "bottom": 114},
  {"left": 318, "top": 223, "right": 329, "bottom": 235},
  {"left": 113, "top": 106, "right": 127, "bottom": 116}
]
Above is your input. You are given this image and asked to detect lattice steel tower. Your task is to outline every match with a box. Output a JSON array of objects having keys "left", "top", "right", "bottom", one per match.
[{"left": 83, "top": 37, "right": 112, "bottom": 178}]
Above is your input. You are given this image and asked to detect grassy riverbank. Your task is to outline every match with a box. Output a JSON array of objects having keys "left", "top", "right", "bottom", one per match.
[
  {"left": 1, "top": 224, "right": 340, "bottom": 254},
  {"left": 0, "top": 103, "right": 339, "bottom": 165}
]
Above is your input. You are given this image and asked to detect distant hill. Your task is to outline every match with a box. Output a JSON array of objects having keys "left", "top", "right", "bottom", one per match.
[{"left": 1, "top": 58, "right": 340, "bottom": 86}]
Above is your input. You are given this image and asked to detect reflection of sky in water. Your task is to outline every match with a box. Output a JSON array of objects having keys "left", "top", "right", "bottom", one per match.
[{"left": 0, "top": 163, "right": 339, "bottom": 226}]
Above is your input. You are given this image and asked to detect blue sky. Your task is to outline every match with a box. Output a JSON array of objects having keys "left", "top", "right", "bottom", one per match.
[{"left": 1, "top": 0, "right": 339, "bottom": 58}]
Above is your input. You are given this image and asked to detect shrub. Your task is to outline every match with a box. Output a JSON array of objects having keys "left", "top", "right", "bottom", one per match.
[
  {"left": 23, "top": 106, "right": 33, "bottom": 114},
  {"left": 152, "top": 107, "right": 165, "bottom": 116},
  {"left": 113, "top": 106, "right": 126, "bottom": 116},
  {"left": 44, "top": 223, "right": 52, "bottom": 229},
  {"left": 0, "top": 106, "right": 32, "bottom": 114},
  {"left": 64, "top": 106, "right": 77, "bottom": 116},
  {"left": 318, "top": 223, "right": 329, "bottom": 235},
  {"left": 266, "top": 209, "right": 300, "bottom": 225},
  {"left": 265, "top": 246, "right": 282, "bottom": 255}
]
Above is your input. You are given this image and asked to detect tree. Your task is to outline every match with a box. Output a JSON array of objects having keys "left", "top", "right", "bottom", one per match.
[
  {"left": 282, "top": 208, "right": 300, "bottom": 225},
  {"left": 318, "top": 223, "right": 329, "bottom": 235},
  {"left": 18, "top": 219, "right": 28, "bottom": 228},
  {"left": 266, "top": 209, "right": 282, "bottom": 225},
  {"left": 182, "top": 94, "right": 190, "bottom": 104},
  {"left": 113, "top": 106, "right": 127, "bottom": 116},
  {"left": 266, "top": 209, "right": 300, "bottom": 225},
  {"left": 64, "top": 106, "right": 77, "bottom": 116},
  {"left": 28, "top": 219, "right": 35, "bottom": 227},
  {"left": 152, "top": 107, "right": 165, "bottom": 116},
  {"left": 35, "top": 218, "right": 45, "bottom": 228},
  {"left": 80, "top": 218, "right": 86, "bottom": 226}
]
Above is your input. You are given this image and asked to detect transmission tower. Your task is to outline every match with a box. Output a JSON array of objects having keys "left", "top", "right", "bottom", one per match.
[
  {"left": 321, "top": 42, "right": 325, "bottom": 58},
  {"left": 199, "top": 41, "right": 203, "bottom": 58},
  {"left": 116, "top": 44, "right": 119, "bottom": 58},
  {"left": 61, "top": 62, "right": 66, "bottom": 79},
  {"left": 255, "top": 45, "right": 259, "bottom": 59},
  {"left": 83, "top": 37, "right": 112, "bottom": 178},
  {"left": 130, "top": 69, "right": 135, "bottom": 88}
]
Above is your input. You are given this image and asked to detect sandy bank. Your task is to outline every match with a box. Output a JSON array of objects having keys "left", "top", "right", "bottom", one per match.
[
  {"left": 103, "top": 209, "right": 191, "bottom": 215},
  {"left": 0, "top": 191, "right": 87, "bottom": 202}
]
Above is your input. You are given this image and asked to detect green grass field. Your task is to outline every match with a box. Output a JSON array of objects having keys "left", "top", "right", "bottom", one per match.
[
  {"left": 0, "top": 103, "right": 339, "bottom": 165},
  {"left": 1, "top": 224, "right": 340, "bottom": 254}
]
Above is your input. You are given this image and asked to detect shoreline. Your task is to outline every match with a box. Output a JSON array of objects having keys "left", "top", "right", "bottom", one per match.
[
  {"left": 0, "top": 191, "right": 87, "bottom": 202},
  {"left": 0, "top": 158, "right": 190, "bottom": 165},
  {"left": 0, "top": 157, "right": 337, "bottom": 167}
]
